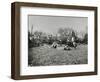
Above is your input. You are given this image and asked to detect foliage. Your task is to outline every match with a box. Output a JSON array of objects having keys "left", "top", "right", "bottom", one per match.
[
  {"left": 28, "top": 27, "right": 87, "bottom": 48},
  {"left": 83, "top": 33, "right": 88, "bottom": 44},
  {"left": 58, "top": 28, "right": 77, "bottom": 44}
]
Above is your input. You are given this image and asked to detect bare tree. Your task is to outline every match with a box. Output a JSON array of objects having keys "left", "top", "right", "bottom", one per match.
[{"left": 58, "top": 28, "right": 77, "bottom": 44}]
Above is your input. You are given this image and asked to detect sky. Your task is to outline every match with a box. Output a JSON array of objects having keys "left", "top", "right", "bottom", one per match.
[{"left": 28, "top": 15, "right": 88, "bottom": 35}]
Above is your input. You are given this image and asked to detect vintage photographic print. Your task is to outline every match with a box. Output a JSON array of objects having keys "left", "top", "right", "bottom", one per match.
[
  {"left": 11, "top": 2, "right": 97, "bottom": 79},
  {"left": 28, "top": 15, "right": 88, "bottom": 66}
]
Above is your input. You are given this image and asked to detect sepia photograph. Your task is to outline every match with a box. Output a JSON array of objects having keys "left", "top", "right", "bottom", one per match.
[{"left": 28, "top": 15, "right": 88, "bottom": 66}]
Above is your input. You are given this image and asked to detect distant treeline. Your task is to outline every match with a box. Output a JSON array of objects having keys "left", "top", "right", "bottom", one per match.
[{"left": 28, "top": 28, "right": 88, "bottom": 48}]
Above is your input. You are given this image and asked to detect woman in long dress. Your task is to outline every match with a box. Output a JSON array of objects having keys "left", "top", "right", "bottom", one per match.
[{"left": 71, "top": 37, "right": 77, "bottom": 48}]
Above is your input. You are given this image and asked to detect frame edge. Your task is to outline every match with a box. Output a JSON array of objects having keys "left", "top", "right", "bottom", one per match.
[{"left": 11, "top": 2, "right": 98, "bottom": 80}]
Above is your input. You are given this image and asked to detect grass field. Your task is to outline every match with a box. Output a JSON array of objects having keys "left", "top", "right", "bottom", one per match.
[{"left": 28, "top": 44, "right": 88, "bottom": 66}]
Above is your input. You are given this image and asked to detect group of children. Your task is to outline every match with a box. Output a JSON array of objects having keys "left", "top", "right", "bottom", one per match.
[{"left": 51, "top": 37, "right": 77, "bottom": 50}]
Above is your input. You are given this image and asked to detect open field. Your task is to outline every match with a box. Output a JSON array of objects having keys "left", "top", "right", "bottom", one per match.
[{"left": 28, "top": 44, "right": 88, "bottom": 66}]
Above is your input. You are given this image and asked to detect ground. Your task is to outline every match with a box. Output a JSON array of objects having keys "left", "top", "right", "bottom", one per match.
[{"left": 28, "top": 44, "right": 88, "bottom": 66}]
